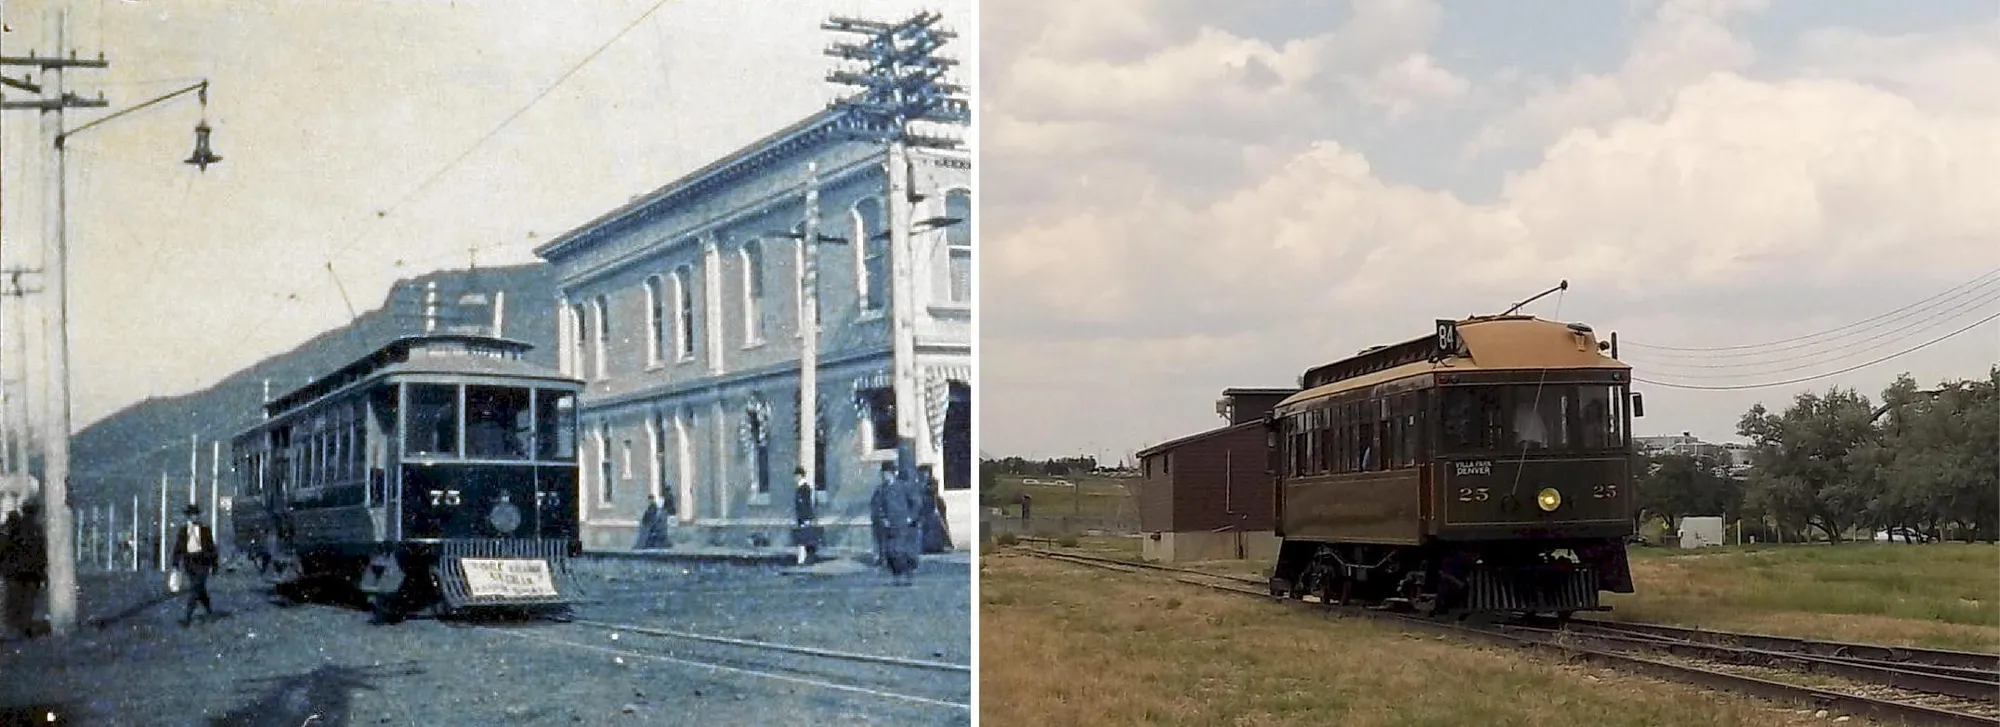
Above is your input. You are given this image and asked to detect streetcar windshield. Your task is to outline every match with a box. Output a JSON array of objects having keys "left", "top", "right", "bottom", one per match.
[
  {"left": 406, "top": 383, "right": 459, "bottom": 457},
  {"left": 466, "top": 385, "right": 532, "bottom": 460},
  {"left": 1440, "top": 383, "right": 1625, "bottom": 454},
  {"left": 536, "top": 389, "right": 578, "bottom": 461}
]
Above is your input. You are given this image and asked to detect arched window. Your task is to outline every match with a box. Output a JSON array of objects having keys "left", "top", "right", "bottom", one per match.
[
  {"left": 740, "top": 240, "right": 765, "bottom": 345},
  {"left": 644, "top": 276, "right": 666, "bottom": 366},
  {"left": 945, "top": 189, "right": 971, "bottom": 304},
  {"left": 567, "top": 303, "right": 587, "bottom": 377},
  {"left": 853, "top": 198, "right": 887, "bottom": 312},
  {"left": 592, "top": 295, "right": 610, "bottom": 380},
  {"left": 672, "top": 266, "right": 695, "bottom": 361}
]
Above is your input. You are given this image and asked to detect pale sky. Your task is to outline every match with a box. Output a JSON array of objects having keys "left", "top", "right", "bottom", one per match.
[
  {"left": 981, "top": 0, "right": 2000, "bottom": 460},
  {"left": 0, "top": 0, "right": 968, "bottom": 430}
]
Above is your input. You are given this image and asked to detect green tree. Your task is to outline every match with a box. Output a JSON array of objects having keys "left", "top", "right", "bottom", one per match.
[
  {"left": 1634, "top": 452, "right": 1742, "bottom": 532},
  {"left": 1737, "top": 387, "right": 1879, "bottom": 543},
  {"left": 1869, "top": 370, "right": 1999, "bottom": 542}
]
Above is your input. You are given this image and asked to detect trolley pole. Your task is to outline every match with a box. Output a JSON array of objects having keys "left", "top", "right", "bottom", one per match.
[{"left": 209, "top": 440, "right": 219, "bottom": 533}]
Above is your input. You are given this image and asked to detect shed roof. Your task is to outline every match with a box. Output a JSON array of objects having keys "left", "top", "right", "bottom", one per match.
[{"left": 1135, "top": 420, "right": 1265, "bottom": 458}]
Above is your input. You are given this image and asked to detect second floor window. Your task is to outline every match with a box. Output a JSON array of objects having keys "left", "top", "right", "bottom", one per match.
[
  {"left": 854, "top": 198, "right": 888, "bottom": 312},
  {"left": 592, "top": 296, "right": 609, "bottom": 380},
  {"left": 673, "top": 266, "right": 695, "bottom": 361},
  {"left": 741, "top": 241, "right": 765, "bottom": 345},
  {"left": 645, "top": 276, "right": 666, "bottom": 366},
  {"left": 946, "top": 189, "right": 971, "bottom": 304}
]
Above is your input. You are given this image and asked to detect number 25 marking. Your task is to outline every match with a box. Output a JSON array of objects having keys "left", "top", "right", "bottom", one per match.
[
  {"left": 1593, "top": 484, "right": 1618, "bottom": 499},
  {"left": 1457, "top": 487, "right": 1490, "bottom": 502}
]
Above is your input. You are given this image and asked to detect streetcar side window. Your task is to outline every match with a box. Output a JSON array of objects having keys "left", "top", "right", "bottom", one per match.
[
  {"left": 536, "top": 389, "right": 578, "bottom": 461},
  {"left": 465, "top": 386, "right": 532, "bottom": 460},
  {"left": 406, "top": 383, "right": 460, "bottom": 457}
]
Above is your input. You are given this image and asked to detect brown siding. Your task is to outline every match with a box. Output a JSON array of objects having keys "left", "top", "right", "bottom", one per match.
[
  {"left": 1136, "top": 454, "right": 1174, "bottom": 532},
  {"left": 1167, "top": 425, "right": 1275, "bottom": 532}
]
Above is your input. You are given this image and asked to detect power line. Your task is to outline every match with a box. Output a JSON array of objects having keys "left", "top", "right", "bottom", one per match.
[
  {"left": 1633, "top": 310, "right": 2000, "bottom": 391},
  {"left": 1624, "top": 288, "right": 2000, "bottom": 376},
  {"left": 321, "top": 0, "right": 676, "bottom": 265},
  {"left": 1622, "top": 265, "right": 2000, "bottom": 353}
]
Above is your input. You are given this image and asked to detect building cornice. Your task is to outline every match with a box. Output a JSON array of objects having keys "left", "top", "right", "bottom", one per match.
[{"left": 536, "top": 108, "right": 927, "bottom": 261}]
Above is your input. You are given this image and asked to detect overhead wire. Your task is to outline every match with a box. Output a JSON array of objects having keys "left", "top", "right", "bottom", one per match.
[
  {"left": 1623, "top": 286, "right": 2000, "bottom": 377},
  {"left": 318, "top": 0, "right": 676, "bottom": 266},
  {"left": 1620, "top": 264, "right": 2000, "bottom": 353},
  {"left": 1632, "top": 310, "right": 2000, "bottom": 391}
]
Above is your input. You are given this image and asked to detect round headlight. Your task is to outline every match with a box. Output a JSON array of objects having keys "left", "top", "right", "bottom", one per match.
[{"left": 1536, "top": 487, "right": 1562, "bottom": 512}]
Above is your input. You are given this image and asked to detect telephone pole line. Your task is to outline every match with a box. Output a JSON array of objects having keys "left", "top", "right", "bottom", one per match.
[
  {"left": 823, "top": 11, "right": 967, "bottom": 480},
  {"left": 0, "top": 8, "right": 109, "bottom": 638}
]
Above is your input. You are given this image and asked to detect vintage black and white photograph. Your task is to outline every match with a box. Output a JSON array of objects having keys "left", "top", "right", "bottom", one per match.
[{"left": 0, "top": 1, "right": 973, "bottom": 724}]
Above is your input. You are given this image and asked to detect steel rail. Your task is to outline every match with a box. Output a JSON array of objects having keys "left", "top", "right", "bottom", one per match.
[
  {"left": 1506, "top": 623, "right": 2000, "bottom": 702},
  {"left": 563, "top": 618, "right": 970, "bottom": 674},
  {"left": 1568, "top": 618, "right": 2000, "bottom": 672},
  {"left": 1011, "top": 548, "right": 2000, "bottom": 727}
]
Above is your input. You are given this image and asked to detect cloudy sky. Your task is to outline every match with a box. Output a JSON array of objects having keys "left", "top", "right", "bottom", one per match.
[
  {"left": 0, "top": 0, "right": 966, "bottom": 429},
  {"left": 982, "top": 0, "right": 2000, "bottom": 460}
]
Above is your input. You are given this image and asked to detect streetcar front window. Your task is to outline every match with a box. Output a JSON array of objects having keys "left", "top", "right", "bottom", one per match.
[
  {"left": 466, "top": 385, "right": 532, "bottom": 460},
  {"left": 535, "top": 389, "right": 578, "bottom": 461},
  {"left": 406, "top": 383, "right": 459, "bottom": 457},
  {"left": 1441, "top": 383, "right": 1624, "bottom": 454}
]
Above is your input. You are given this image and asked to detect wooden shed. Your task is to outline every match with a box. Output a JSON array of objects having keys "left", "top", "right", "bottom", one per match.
[{"left": 1134, "top": 388, "right": 1295, "bottom": 562}]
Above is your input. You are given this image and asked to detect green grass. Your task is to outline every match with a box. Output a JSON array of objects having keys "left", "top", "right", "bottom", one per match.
[
  {"left": 1607, "top": 542, "right": 2000, "bottom": 650},
  {"left": 981, "top": 554, "right": 1839, "bottom": 727},
  {"left": 984, "top": 475, "right": 1140, "bottom": 522}
]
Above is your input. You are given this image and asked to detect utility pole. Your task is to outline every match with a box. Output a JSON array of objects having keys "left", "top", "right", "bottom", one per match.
[
  {"left": 0, "top": 8, "right": 110, "bottom": 637},
  {"left": 187, "top": 434, "right": 197, "bottom": 505},
  {"left": 0, "top": 270, "right": 36, "bottom": 480},
  {"left": 799, "top": 162, "right": 821, "bottom": 496},
  {"left": 209, "top": 440, "right": 219, "bottom": 534},
  {"left": 824, "top": 12, "right": 967, "bottom": 480},
  {"left": 157, "top": 472, "right": 167, "bottom": 572}
]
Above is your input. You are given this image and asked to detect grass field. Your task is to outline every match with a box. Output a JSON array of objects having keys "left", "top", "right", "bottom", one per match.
[
  {"left": 1608, "top": 542, "right": 2000, "bottom": 651},
  {"left": 980, "top": 553, "right": 1867, "bottom": 727},
  {"left": 984, "top": 475, "right": 1141, "bottom": 525}
]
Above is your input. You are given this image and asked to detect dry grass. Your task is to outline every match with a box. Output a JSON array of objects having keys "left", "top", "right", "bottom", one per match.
[
  {"left": 980, "top": 554, "right": 1873, "bottom": 727},
  {"left": 1607, "top": 543, "right": 2000, "bottom": 651}
]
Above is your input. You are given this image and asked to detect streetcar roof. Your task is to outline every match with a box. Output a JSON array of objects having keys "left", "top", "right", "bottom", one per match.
[
  {"left": 1279, "top": 316, "right": 1628, "bottom": 410},
  {"left": 256, "top": 333, "right": 578, "bottom": 426}
]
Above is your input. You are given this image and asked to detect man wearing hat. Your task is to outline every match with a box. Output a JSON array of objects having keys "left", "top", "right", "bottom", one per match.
[
  {"left": 1, "top": 500, "right": 45, "bottom": 639},
  {"left": 171, "top": 504, "right": 218, "bottom": 626}
]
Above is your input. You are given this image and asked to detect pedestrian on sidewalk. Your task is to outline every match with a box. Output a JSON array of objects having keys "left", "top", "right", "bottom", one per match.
[
  {"left": 633, "top": 495, "right": 671, "bottom": 550},
  {"left": 1, "top": 501, "right": 46, "bottom": 639},
  {"left": 918, "top": 465, "right": 950, "bottom": 554},
  {"left": 792, "top": 468, "right": 819, "bottom": 565},
  {"left": 872, "top": 462, "right": 923, "bottom": 586},
  {"left": 171, "top": 504, "right": 217, "bottom": 627},
  {"left": 869, "top": 464, "right": 893, "bottom": 566}
]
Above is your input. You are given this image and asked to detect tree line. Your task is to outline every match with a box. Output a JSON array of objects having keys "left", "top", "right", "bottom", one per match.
[
  {"left": 980, "top": 456, "right": 1103, "bottom": 477},
  {"left": 1634, "top": 368, "right": 1998, "bottom": 543}
]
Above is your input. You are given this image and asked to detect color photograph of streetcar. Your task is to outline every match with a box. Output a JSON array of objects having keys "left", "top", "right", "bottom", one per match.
[
  {"left": 1268, "top": 294, "right": 1646, "bottom": 619},
  {"left": 231, "top": 333, "right": 587, "bottom": 623}
]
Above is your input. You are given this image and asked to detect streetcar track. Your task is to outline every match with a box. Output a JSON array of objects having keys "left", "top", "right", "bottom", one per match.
[
  {"left": 491, "top": 627, "right": 971, "bottom": 711},
  {"left": 1011, "top": 547, "right": 2000, "bottom": 726}
]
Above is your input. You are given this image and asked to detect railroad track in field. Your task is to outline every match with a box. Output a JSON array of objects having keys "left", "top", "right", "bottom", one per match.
[
  {"left": 1011, "top": 546, "right": 2000, "bottom": 726},
  {"left": 482, "top": 617, "right": 972, "bottom": 713}
]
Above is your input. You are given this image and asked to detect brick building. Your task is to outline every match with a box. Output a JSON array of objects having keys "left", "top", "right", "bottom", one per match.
[
  {"left": 534, "top": 107, "right": 972, "bottom": 552},
  {"left": 1134, "top": 388, "right": 1296, "bottom": 562}
]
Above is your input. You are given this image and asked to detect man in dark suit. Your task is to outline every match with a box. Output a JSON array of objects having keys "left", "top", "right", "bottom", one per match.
[
  {"left": 1, "top": 501, "right": 45, "bottom": 639},
  {"left": 171, "top": 504, "right": 217, "bottom": 627}
]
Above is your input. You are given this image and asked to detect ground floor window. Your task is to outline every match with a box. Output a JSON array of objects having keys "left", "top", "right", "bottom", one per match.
[
  {"left": 943, "top": 382, "right": 970, "bottom": 490},
  {"left": 859, "top": 386, "right": 896, "bottom": 451}
]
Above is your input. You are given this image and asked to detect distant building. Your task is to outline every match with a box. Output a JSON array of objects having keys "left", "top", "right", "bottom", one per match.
[
  {"left": 1135, "top": 388, "right": 1295, "bottom": 562},
  {"left": 1635, "top": 432, "right": 1752, "bottom": 479},
  {"left": 535, "top": 107, "right": 972, "bottom": 552}
]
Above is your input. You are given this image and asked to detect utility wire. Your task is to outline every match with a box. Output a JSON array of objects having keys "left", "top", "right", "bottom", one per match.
[
  {"left": 321, "top": 0, "right": 676, "bottom": 265},
  {"left": 1633, "top": 310, "right": 2000, "bottom": 391},
  {"left": 1624, "top": 288, "right": 2000, "bottom": 376},
  {"left": 1622, "top": 264, "right": 2000, "bottom": 353}
]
